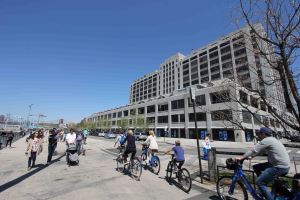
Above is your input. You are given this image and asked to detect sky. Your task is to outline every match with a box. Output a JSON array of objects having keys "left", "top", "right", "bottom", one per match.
[{"left": 0, "top": 0, "right": 239, "bottom": 123}]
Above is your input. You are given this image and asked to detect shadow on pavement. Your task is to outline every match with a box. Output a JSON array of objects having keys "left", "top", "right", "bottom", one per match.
[{"left": 0, "top": 154, "right": 65, "bottom": 193}]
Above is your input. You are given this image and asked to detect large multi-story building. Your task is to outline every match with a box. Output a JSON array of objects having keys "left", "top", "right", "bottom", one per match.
[
  {"left": 129, "top": 70, "right": 159, "bottom": 104},
  {"left": 84, "top": 25, "right": 291, "bottom": 142}
]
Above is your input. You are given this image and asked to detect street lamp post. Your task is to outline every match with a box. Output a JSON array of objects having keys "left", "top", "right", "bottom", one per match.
[
  {"left": 190, "top": 87, "right": 203, "bottom": 183},
  {"left": 27, "top": 104, "right": 34, "bottom": 128}
]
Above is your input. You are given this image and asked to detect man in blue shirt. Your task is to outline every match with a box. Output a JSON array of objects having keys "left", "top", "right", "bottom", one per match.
[{"left": 165, "top": 140, "right": 185, "bottom": 169}]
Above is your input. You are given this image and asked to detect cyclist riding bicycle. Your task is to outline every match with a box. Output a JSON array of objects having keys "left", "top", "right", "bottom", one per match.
[
  {"left": 165, "top": 140, "right": 185, "bottom": 170},
  {"left": 142, "top": 130, "right": 158, "bottom": 164},
  {"left": 237, "top": 127, "right": 290, "bottom": 200},
  {"left": 114, "top": 131, "right": 126, "bottom": 152},
  {"left": 122, "top": 130, "right": 136, "bottom": 164}
]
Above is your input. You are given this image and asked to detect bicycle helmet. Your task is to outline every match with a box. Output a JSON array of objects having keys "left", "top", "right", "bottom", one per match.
[{"left": 226, "top": 158, "right": 238, "bottom": 170}]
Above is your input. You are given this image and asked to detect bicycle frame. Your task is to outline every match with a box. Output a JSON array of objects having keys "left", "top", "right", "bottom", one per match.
[
  {"left": 229, "top": 166, "right": 263, "bottom": 200},
  {"left": 141, "top": 146, "right": 157, "bottom": 165}
]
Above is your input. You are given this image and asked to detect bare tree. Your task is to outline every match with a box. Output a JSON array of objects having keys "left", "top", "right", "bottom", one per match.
[{"left": 231, "top": 0, "right": 300, "bottom": 132}]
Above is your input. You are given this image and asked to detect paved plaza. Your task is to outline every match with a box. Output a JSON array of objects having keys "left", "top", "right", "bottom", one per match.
[
  {"left": 1, "top": 135, "right": 299, "bottom": 200},
  {"left": 0, "top": 136, "right": 218, "bottom": 200}
]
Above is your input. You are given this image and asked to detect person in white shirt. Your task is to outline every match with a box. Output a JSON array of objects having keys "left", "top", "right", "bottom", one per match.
[
  {"left": 143, "top": 130, "right": 158, "bottom": 164},
  {"left": 66, "top": 129, "right": 76, "bottom": 147}
]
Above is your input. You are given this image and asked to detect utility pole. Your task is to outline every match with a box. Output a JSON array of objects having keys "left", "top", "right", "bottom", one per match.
[
  {"left": 190, "top": 87, "right": 203, "bottom": 183},
  {"left": 27, "top": 104, "right": 34, "bottom": 128}
]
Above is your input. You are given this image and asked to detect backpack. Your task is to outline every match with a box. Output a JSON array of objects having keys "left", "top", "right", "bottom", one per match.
[
  {"left": 76, "top": 133, "right": 83, "bottom": 141},
  {"left": 120, "top": 135, "right": 126, "bottom": 145}
]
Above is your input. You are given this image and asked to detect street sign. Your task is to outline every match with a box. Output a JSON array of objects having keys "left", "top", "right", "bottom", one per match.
[{"left": 190, "top": 87, "right": 196, "bottom": 100}]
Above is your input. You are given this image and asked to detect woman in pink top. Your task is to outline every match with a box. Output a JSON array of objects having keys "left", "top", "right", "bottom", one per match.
[
  {"left": 25, "top": 132, "right": 41, "bottom": 170},
  {"left": 143, "top": 130, "right": 158, "bottom": 164}
]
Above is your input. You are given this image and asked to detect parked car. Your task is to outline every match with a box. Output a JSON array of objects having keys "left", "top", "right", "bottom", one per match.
[
  {"left": 98, "top": 132, "right": 106, "bottom": 137},
  {"left": 134, "top": 132, "right": 147, "bottom": 141},
  {"left": 105, "top": 133, "right": 116, "bottom": 139}
]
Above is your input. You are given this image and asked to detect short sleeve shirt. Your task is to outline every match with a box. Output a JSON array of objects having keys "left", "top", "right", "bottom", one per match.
[
  {"left": 172, "top": 146, "right": 185, "bottom": 161},
  {"left": 66, "top": 133, "right": 76, "bottom": 144}
]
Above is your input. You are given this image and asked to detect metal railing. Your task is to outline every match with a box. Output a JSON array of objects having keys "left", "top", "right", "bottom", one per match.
[{"left": 0, "top": 132, "right": 24, "bottom": 149}]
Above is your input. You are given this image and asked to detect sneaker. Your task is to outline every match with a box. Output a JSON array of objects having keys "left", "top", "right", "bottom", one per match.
[{"left": 27, "top": 167, "right": 31, "bottom": 171}]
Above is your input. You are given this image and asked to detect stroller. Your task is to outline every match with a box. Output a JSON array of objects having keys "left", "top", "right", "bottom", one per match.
[{"left": 66, "top": 144, "right": 79, "bottom": 166}]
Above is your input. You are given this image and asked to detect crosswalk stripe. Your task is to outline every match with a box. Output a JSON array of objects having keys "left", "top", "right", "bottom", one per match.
[
  {"left": 287, "top": 150, "right": 292, "bottom": 153},
  {"left": 296, "top": 151, "right": 300, "bottom": 154}
]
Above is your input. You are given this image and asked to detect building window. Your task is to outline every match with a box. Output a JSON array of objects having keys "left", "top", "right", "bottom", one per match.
[
  {"left": 138, "top": 107, "right": 145, "bottom": 114},
  {"left": 108, "top": 114, "right": 112, "bottom": 119},
  {"left": 180, "top": 114, "right": 185, "bottom": 122},
  {"left": 211, "top": 110, "right": 232, "bottom": 121},
  {"left": 112, "top": 121, "right": 116, "bottom": 125},
  {"left": 123, "top": 110, "right": 128, "bottom": 117},
  {"left": 250, "top": 96, "right": 258, "bottom": 108},
  {"left": 242, "top": 110, "right": 252, "bottom": 123},
  {"left": 171, "top": 115, "right": 178, "bottom": 123},
  {"left": 147, "top": 105, "right": 155, "bottom": 113},
  {"left": 130, "top": 109, "right": 136, "bottom": 116},
  {"left": 171, "top": 99, "right": 185, "bottom": 110},
  {"left": 239, "top": 91, "right": 248, "bottom": 104},
  {"left": 112, "top": 113, "right": 116, "bottom": 118},
  {"left": 158, "top": 104, "right": 168, "bottom": 112},
  {"left": 189, "top": 113, "right": 206, "bottom": 121},
  {"left": 118, "top": 112, "right": 122, "bottom": 118},
  {"left": 147, "top": 117, "right": 155, "bottom": 124},
  {"left": 158, "top": 116, "right": 168, "bottom": 123},
  {"left": 188, "top": 94, "right": 206, "bottom": 107},
  {"left": 210, "top": 91, "right": 230, "bottom": 104}
]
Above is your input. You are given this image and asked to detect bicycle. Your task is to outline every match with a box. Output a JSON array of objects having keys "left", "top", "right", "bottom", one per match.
[
  {"left": 216, "top": 158, "right": 300, "bottom": 200},
  {"left": 165, "top": 153, "right": 192, "bottom": 193},
  {"left": 116, "top": 149, "right": 142, "bottom": 181},
  {"left": 140, "top": 144, "right": 160, "bottom": 175}
]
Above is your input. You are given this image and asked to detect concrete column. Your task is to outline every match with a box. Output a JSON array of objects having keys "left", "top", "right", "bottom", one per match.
[
  {"left": 154, "top": 104, "right": 158, "bottom": 134},
  {"left": 184, "top": 94, "right": 190, "bottom": 138},
  {"left": 168, "top": 101, "right": 172, "bottom": 137},
  {"left": 205, "top": 93, "right": 212, "bottom": 138}
]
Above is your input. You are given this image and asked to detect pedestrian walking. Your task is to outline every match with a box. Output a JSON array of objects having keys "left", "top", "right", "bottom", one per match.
[
  {"left": 46, "top": 129, "right": 58, "bottom": 165},
  {"left": 76, "top": 131, "right": 84, "bottom": 155},
  {"left": 6, "top": 131, "right": 14, "bottom": 148},
  {"left": 66, "top": 129, "right": 76, "bottom": 148},
  {"left": 25, "top": 132, "right": 41, "bottom": 170}
]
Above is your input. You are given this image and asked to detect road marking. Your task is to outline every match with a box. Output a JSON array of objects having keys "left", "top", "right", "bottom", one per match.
[
  {"left": 297, "top": 151, "right": 300, "bottom": 154},
  {"left": 287, "top": 150, "right": 292, "bottom": 153}
]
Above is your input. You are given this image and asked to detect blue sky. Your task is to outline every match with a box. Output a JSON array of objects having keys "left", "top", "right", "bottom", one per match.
[{"left": 0, "top": 0, "right": 238, "bottom": 123}]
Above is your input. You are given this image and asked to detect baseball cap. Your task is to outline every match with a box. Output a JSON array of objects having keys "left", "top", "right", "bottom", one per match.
[{"left": 258, "top": 127, "right": 273, "bottom": 136}]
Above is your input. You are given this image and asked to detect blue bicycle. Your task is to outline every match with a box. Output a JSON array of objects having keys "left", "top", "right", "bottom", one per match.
[
  {"left": 216, "top": 158, "right": 300, "bottom": 200},
  {"left": 141, "top": 144, "right": 160, "bottom": 175}
]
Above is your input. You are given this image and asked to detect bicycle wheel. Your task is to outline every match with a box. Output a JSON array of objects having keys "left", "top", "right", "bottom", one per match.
[
  {"left": 116, "top": 156, "right": 124, "bottom": 172},
  {"left": 166, "top": 162, "right": 173, "bottom": 182},
  {"left": 130, "top": 157, "right": 142, "bottom": 181},
  {"left": 178, "top": 168, "right": 192, "bottom": 193},
  {"left": 150, "top": 156, "right": 160, "bottom": 175},
  {"left": 141, "top": 152, "right": 147, "bottom": 167},
  {"left": 216, "top": 176, "right": 248, "bottom": 200}
]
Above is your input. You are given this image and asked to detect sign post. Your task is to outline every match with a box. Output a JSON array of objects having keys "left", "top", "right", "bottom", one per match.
[{"left": 190, "top": 87, "right": 203, "bottom": 183}]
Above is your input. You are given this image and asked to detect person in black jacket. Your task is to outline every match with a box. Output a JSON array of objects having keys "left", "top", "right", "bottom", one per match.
[
  {"left": 6, "top": 131, "right": 14, "bottom": 148},
  {"left": 122, "top": 130, "right": 136, "bottom": 163},
  {"left": 46, "top": 129, "right": 58, "bottom": 164}
]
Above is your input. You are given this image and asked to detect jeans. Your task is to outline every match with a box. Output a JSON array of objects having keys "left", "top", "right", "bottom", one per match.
[
  {"left": 76, "top": 141, "right": 82, "bottom": 155},
  {"left": 47, "top": 145, "right": 57, "bottom": 163},
  {"left": 254, "top": 162, "right": 289, "bottom": 200},
  {"left": 28, "top": 151, "right": 37, "bottom": 168}
]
